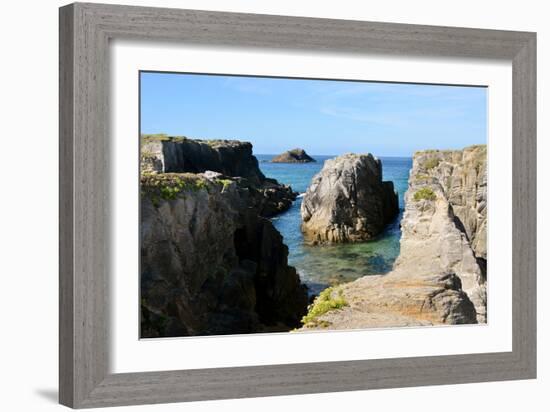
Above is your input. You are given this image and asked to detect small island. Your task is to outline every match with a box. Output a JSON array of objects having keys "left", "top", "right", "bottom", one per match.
[{"left": 271, "top": 148, "right": 316, "bottom": 163}]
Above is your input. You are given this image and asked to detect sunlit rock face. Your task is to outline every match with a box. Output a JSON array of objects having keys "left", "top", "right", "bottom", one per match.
[
  {"left": 300, "top": 153, "right": 399, "bottom": 244},
  {"left": 298, "top": 145, "right": 487, "bottom": 331}
]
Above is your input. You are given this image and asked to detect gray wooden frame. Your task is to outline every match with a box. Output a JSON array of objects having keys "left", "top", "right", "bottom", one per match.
[{"left": 59, "top": 2, "right": 536, "bottom": 408}]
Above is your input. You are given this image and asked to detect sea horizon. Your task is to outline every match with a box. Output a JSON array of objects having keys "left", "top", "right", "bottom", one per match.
[{"left": 255, "top": 153, "right": 414, "bottom": 160}]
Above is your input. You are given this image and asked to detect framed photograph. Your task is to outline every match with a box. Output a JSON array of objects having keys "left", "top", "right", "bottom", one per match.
[{"left": 59, "top": 2, "right": 536, "bottom": 408}]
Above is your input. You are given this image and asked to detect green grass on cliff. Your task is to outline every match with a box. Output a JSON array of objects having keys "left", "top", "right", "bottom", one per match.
[
  {"left": 215, "top": 178, "right": 234, "bottom": 190},
  {"left": 141, "top": 133, "right": 188, "bottom": 144},
  {"left": 413, "top": 173, "right": 432, "bottom": 183},
  {"left": 141, "top": 134, "right": 247, "bottom": 148},
  {"left": 422, "top": 158, "right": 440, "bottom": 170},
  {"left": 413, "top": 187, "right": 437, "bottom": 202},
  {"left": 301, "top": 287, "right": 348, "bottom": 327},
  {"left": 141, "top": 173, "right": 211, "bottom": 206}
]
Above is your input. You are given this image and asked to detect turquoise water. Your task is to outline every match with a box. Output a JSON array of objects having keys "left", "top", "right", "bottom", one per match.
[{"left": 257, "top": 155, "right": 412, "bottom": 296}]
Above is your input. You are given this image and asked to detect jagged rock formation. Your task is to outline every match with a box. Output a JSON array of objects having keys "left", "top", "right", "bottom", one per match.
[
  {"left": 141, "top": 135, "right": 296, "bottom": 217},
  {"left": 140, "top": 173, "right": 308, "bottom": 338},
  {"left": 141, "top": 135, "right": 265, "bottom": 183},
  {"left": 413, "top": 146, "right": 487, "bottom": 266},
  {"left": 298, "top": 145, "right": 487, "bottom": 330},
  {"left": 300, "top": 153, "right": 399, "bottom": 244},
  {"left": 271, "top": 148, "right": 316, "bottom": 163}
]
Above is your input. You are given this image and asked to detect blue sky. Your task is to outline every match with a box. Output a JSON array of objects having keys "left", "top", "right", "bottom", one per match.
[{"left": 140, "top": 72, "right": 486, "bottom": 157}]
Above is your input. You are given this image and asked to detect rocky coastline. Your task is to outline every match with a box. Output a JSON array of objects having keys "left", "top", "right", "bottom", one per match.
[
  {"left": 140, "top": 135, "right": 487, "bottom": 335},
  {"left": 141, "top": 134, "right": 297, "bottom": 217},
  {"left": 140, "top": 135, "right": 308, "bottom": 337},
  {"left": 299, "top": 145, "right": 487, "bottom": 330}
]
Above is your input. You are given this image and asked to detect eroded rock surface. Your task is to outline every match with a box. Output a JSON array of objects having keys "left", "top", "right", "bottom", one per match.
[
  {"left": 141, "top": 135, "right": 296, "bottom": 217},
  {"left": 271, "top": 148, "right": 315, "bottom": 163},
  {"left": 140, "top": 173, "right": 308, "bottom": 337},
  {"left": 300, "top": 153, "right": 399, "bottom": 244},
  {"left": 413, "top": 145, "right": 487, "bottom": 264},
  {"left": 299, "top": 145, "right": 487, "bottom": 330}
]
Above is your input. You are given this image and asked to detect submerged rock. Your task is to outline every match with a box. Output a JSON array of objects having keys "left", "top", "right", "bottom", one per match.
[
  {"left": 140, "top": 173, "right": 308, "bottom": 337},
  {"left": 271, "top": 148, "right": 315, "bottom": 163},
  {"left": 298, "top": 145, "right": 487, "bottom": 330},
  {"left": 300, "top": 153, "right": 399, "bottom": 244}
]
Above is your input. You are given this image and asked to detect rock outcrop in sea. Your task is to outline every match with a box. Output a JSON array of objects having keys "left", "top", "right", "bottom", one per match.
[
  {"left": 299, "top": 145, "right": 487, "bottom": 330},
  {"left": 271, "top": 148, "right": 316, "bottom": 163},
  {"left": 140, "top": 136, "right": 308, "bottom": 337},
  {"left": 141, "top": 134, "right": 297, "bottom": 217},
  {"left": 300, "top": 153, "right": 399, "bottom": 244}
]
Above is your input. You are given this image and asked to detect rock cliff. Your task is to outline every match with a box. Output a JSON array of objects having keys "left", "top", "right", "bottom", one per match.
[
  {"left": 271, "top": 148, "right": 316, "bottom": 163},
  {"left": 140, "top": 173, "right": 308, "bottom": 337},
  {"left": 300, "top": 153, "right": 399, "bottom": 244},
  {"left": 299, "top": 145, "right": 487, "bottom": 330},
  {"left": 413, "top": 145, "right": 487, "bottom": 266},
  {"left": 141, "top": 135, "right": 265, "bottom": 184},
  {"left": 141, "top": 134, "right": 296, "bottom": 217}
]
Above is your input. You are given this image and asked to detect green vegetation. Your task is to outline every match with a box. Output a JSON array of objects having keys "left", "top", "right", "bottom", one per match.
[
  {"left": 141, "top": 173, "right": 211, "bottom": 206},
  {"left": 413, "top": 187, "right": 437, "bottom": 202},
  {"left": 414, "top": 173, "right": 432, "bottom": 184},
  {"left": 140, "top": 134, "right": 249, "bottom": 149},
  {"left": 423, "top": 157, "right": 440, "bottom": 170},
  {"left": 215, "top": 178, "right": 234, "bottom": 190},
  {"left": 141, "top": 133, "right": 188, "bottom": 144},
  {"left": 301, "top": 287, "right": 348, "bottom": 327}
]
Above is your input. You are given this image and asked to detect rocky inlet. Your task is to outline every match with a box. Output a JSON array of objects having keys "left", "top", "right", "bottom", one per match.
[{"left": 299, "top": 145, "right": 487, "bottom": 330}]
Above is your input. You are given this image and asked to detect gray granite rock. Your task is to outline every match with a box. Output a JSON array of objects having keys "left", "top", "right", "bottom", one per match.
[
  {"left": 300, "top": 153, "right": 398, "bottom": 244},
  {"left": 298, "top": 145, "right": 487, "bottom": 331}
]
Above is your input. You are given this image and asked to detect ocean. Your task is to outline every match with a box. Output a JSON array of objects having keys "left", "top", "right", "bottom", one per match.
[{"left": 257, "top": 154, "right": 413, "bottom": 296}]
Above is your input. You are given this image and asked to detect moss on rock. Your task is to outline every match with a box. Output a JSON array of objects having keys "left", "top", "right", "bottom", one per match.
[
  {"left": 141, "top": 173, "right": 212, "bottom": 206},
  {"left": 413, "top": 187, "right": 437, "bottom": 202},
  {"left": 301, "top": 287, "right": 348, "bottom": 327},
  {"left": 423, "top": 158, "right": 440, "bottom": 170},
  {"left": 141, "top": 133, "right": 188, "bottom": 144}
]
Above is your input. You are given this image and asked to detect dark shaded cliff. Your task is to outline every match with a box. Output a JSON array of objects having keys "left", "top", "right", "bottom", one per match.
[
  {"left": 141, "top": 135, "right": 296, "bottom": 216},
  {"left": 139, "top": 138, "right": 308, "bottom": 338},
  {"left": 142, "top": 134, "right": 265, "bottom": 184}
]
